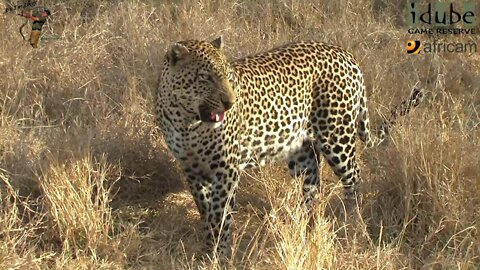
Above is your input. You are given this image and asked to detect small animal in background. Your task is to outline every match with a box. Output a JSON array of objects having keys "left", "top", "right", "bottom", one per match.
[{"left": 17, "top": 7, "right": 51, "bottom": 48}]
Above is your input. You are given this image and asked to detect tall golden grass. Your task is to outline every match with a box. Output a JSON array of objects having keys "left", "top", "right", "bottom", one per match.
[{"left": 0, "top": 0, "right": 479, "bottom": 269}]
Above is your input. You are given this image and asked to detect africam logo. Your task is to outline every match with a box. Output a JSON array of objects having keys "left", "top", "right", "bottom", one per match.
[
  {"left": 406, "top": 40, "right": 477, "bottom": 54},
  {"left": 406, "top": 40, "right": 421, "bottom": 54}
]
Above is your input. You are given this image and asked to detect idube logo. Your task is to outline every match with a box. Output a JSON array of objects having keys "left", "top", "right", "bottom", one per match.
[{"left": 407, "top": 1, "right": 477, "bottom": 34}]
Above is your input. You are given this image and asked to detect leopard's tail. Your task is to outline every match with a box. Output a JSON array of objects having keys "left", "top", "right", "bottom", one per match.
[{"left": 358, "top": 87, "right": 424, "bottom": 147}]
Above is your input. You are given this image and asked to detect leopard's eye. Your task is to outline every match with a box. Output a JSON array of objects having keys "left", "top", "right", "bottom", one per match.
[{"left": 198, "top": 72, "right": 214, "bottom": 83}]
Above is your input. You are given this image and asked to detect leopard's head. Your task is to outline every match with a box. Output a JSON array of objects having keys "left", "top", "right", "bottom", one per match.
[{"left": 160, "top": 37, "right": 236, "bottom": 123}]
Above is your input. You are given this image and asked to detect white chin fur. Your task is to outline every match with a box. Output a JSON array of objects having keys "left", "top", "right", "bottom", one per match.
[{"left": 212, "top": 122, "right": 223, "bottom": 129}]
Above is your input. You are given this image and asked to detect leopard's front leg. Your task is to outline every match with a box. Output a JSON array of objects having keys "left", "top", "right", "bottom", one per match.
[
  {"left": 196, "top": 161, "right": 239, "bottom": 257},
  {"left": 185, "top": 171, "right": 211, "bottom": 221}
]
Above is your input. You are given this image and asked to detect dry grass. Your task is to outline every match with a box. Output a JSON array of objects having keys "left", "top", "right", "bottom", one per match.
[{"left": 0, "top": 0, "right": 479, "bottom": 269}]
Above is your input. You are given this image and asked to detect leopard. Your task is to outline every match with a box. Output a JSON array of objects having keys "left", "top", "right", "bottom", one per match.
[{"left": 154, "top": 36, "right": 423, "bottom": 256}]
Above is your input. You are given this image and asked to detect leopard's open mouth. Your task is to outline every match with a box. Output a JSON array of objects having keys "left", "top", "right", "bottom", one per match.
[{"left": 199, "top": 108, "right": 225, "bottom": 123}]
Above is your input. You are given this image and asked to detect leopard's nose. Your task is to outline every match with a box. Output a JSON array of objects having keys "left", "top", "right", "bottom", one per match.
[
  {"left": 222, "top": 99, "right": 234, "bottom": 110},
  {"left": 220, "top": 79, "right": 236, "bottom": 110}
]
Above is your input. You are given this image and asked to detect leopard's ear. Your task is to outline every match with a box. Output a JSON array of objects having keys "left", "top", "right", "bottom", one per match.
[
  {"left": 211, "top": 36, "right": 223, "bottom": 49},
  {"left": 166, "top": 43, "right": 190, "bottom": 67}
]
